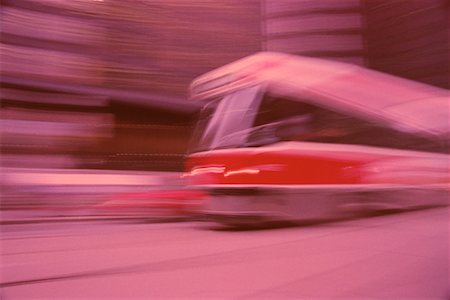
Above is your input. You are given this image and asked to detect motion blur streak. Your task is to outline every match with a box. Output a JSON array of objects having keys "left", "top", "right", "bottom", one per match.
[{"left": 0, "top": 0, "right": 449, "bottom": 299}]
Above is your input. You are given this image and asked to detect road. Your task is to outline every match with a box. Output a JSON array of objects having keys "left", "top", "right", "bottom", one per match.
[{"left": 1, "top": 207, "right": 448, "bottom": 299}]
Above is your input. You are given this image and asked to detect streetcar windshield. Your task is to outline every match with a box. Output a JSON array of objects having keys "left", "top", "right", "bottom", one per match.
[
  {"left": 190, "top": 87, "right": 447, "bottom": 154},
  {"left": 190, "top": 85, "right": 263, "bottom": 152}
]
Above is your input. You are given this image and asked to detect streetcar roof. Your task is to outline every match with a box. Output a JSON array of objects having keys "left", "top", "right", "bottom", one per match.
[{"left": 190, "top": 52, "right": 449, "bottom": 139}]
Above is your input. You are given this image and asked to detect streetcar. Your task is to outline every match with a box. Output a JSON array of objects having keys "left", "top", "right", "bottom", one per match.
[{"left": 184, "top": 52, "right": 449, "bottom": 226}]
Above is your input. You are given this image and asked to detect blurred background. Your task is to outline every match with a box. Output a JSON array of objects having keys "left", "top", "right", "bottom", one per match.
[
  {"left": 0, "top": 0, "right": 449, "bottom": 213},
  {"left": 0, "top": 1, "right": 449, "bottom": 299}
]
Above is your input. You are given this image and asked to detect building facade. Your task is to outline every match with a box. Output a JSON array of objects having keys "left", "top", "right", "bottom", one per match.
[
  {"left": 1, "top": 0, "right": 448, "bottom": 171},
  {"left": 262, "top": 0, "right": 449, "bottom": 88}
]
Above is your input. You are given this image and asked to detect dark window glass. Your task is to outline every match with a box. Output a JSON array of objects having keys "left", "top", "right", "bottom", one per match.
[
  {"left": 189, "top": 99, "right": 220, "bottom": 152},
  {"left": 247, "top": 95, "right": 447, "bottom": 153}
]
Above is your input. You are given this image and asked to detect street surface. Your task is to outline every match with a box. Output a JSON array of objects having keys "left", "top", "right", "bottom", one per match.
[{"left": 1, "top": 207, "right": 448, "bottom": 299}]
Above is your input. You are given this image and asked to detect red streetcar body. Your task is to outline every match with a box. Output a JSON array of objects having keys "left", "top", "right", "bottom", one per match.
[{"left": 185, "top": 52, "right": 449, "bottom": 226}]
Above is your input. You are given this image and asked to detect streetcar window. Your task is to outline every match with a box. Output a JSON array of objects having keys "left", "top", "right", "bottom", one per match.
[
  {"left": 248, "top": 95, "right": 447, "bottom": 153},
  {"left": 190, "top": 91, "right": 446, "bottom": 154},
  {"left": 189, "top": 99, "right": 220, "bottom": 153},
  {"left": 190, "top": 85, "right": 263, "bottom": 152}
]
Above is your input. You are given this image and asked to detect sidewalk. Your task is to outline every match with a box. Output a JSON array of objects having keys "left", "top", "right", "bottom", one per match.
[
  {"left": 1, "top": 167, "right": 182, "bottom": 186},
  {"left": 1, "top": 168, "right": 191, "bottom": 224},
  {"left": 0, "top": 211, "right": 196, "bottom": 225}
]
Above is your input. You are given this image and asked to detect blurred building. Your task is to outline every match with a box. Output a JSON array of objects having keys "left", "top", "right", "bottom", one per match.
[
  {"left": 262, "top": 0, "right": 366, "bottom": 66},
  {"left": 363, "top": 0, "right": 449, "bottom": 89},
  {"left": 1, "top": 0, "right": 260, "bottom": 171},
  {"left": 262, "top": 0, "right": 449, "bottom": 89},
  {"left": 1, "top": 0, "right": 448, "bottom": 171}
]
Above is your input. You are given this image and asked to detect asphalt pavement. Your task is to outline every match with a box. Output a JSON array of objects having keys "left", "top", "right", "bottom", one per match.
[{"left": 1, "top": 207, "right": 448, "bottom": 299}]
